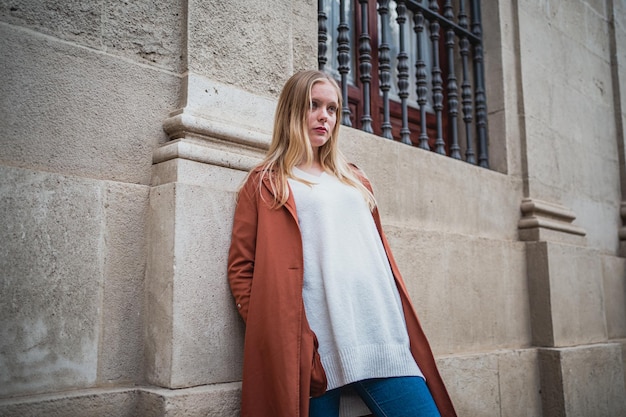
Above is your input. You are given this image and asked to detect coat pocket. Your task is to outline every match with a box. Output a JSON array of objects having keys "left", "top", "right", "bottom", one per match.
[{"left": 309, "top": 333, "right": 328, "bottom": 397}]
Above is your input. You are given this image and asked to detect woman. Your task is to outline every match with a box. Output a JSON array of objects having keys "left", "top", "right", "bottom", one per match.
[{"left": 228, "top": 70, "right": 456, "bottom": 417}]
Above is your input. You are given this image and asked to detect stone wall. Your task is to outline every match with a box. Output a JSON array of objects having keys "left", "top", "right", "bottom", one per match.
[
  {"left": 0, "top": 0, "right": 180, "bottom": 400},
  {"left": 1, "top": 0, "right": 625, "bottom": 416}
]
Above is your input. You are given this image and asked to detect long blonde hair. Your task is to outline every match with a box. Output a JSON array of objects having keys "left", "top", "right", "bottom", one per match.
[{"left": 256, "top": 70, "right": 376, "bottom": 210}]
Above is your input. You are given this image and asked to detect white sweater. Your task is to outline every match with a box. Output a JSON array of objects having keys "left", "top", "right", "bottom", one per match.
[{"left": 288, "top": 168, "right": 423, "bottom": 407}]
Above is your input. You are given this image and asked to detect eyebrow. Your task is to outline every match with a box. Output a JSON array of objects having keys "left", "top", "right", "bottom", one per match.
[{"left": 310, "top": 98, "right": 338, "bottom": 106}]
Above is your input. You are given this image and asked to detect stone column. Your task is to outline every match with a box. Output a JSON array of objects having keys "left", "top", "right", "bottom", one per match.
[
  {"left": 516, "top": 0, "right": 626, "bottom": 415},
  {"left": 520, "top": 203, "right": 626, "bottom": 417},
  {"left": 141, "top": 1, "right": 317, "bottom": 415}
]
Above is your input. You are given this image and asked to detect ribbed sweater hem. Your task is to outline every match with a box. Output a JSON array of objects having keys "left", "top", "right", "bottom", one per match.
[{"left": 322, "top": 343, "right": 424, "bottom": 390}]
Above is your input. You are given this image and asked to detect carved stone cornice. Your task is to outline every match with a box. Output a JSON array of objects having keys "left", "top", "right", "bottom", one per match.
[
  {"left": 152, "top": 73, "right": 276, "bottom": 175},
  {"left": 518, "top": 197, "right": 586, "bottom": 243},
  {"left": 162, "top": 110, "right": 270, "bottom": 152},
  {"left": 153, "top": 110, "right": 269, "bottom": 174}
]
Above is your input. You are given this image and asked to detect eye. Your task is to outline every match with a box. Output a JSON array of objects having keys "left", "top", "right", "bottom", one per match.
[
  {"left": 311, "top": 100, "right": 319, "bottom": 110},
  {"left": 328, "top": 106, "right": 337, "bottom": 114}
]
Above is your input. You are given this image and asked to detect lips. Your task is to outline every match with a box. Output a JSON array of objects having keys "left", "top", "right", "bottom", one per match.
[{"left": 314, "top": 127, "right": 327, "bottom": 133}]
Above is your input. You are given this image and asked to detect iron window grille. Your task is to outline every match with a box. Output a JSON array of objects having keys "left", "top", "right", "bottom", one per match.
[{"left": 318, "top": 0, "right": 489, "bottom": 167}]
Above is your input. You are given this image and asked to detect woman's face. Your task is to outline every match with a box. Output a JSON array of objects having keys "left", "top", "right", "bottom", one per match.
[{"left": 306, "top": 81, "right": 338, "bottom": 151}]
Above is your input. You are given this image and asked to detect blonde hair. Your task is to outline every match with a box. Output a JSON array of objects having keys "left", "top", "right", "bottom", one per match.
[{"left": 256, "top": 70, "right": 376, "bottom": 210}]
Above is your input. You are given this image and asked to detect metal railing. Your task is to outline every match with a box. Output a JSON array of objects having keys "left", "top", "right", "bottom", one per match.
[{"left": 318, "top": 0, "right": 489, "bottom": 167}]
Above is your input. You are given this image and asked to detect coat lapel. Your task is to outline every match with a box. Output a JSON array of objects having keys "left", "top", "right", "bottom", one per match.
[{"left": 261, "top": 172, "right": 299, "bottom": 222}]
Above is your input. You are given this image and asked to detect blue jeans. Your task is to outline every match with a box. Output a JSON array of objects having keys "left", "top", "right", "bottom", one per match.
[{"left": 309, "top": 376, "right": 441, "bottom": 417}]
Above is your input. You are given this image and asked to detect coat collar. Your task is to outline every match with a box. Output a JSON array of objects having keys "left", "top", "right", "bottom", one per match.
[{"left": 260, "top": 172, "right": 299, "bottom": 221}]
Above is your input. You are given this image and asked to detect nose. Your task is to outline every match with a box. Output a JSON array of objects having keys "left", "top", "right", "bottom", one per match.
[{"left": 318, "top": 108, "right": 328, "bottom": 121}]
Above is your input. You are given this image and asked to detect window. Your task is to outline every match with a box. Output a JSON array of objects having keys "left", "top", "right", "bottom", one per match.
[{"left": 318, "top": 0, "right": 489, "bottom": 167}]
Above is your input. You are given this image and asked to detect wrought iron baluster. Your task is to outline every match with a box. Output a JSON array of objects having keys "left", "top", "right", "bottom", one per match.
[
  {"left": 338, "top": 0, "right": 352, "bottom": 126},
  {"left": 444, "top": 0, "right": 460, "bottom": 159},
  {"left": 378, "top": 0, "right": 393, "bottom": 139},
  {"left": 428, "top": 1, "right": 445, "bottom": 154},
  {"left": 318, "top": 0, "right": 328, "bottom": 71},
  {"left": 471, "top": 0, "right": 489, "bottom": 168},
  {"left": 414, "top": 7, "right": 429, "bottom": 150},
  {"left": 359, "top": 0, "right": 373, "bottom": 133},
  {"left": 396, "top": 0, "right": 412, "bottom": 145},
  {"left": 458, "top": 0, "right": 475, "bottom": 164}
]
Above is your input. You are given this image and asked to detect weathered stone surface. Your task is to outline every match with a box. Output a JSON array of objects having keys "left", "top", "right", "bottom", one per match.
[
  {"left": 385, "top": 226, "right": 530, "bottom": 354},
  {"left": 0, "top": 166, "right": 149, "bottom": 396},
  {"left": 0, "top": 387, "right": 137, "bottom": 417},
  {"left": 0, "top": 166, "right": 103, "bottom": 396},
  {"left": 187, "top": 0, "right": 316, "bottom": 97},
  {"left": 151, "top": 157, "right": 251, "bottom": 191},
  {"left": 0, "top": 0, "right": 101, "bottom": 48},
  {"left": 438, "top": 349, "right": 541, "bottom": 417},
  {"left": 437, "top": 353, "right": 500, "bottom": 417},
  {"left": 0, "top": 0, "right": 185, "bottom": 71},
  {"left": 0, "top": 23, "right": 179, "bottom": 185},
  {"left": 145, "top": 181, "right": 244, "bottom": 388},
  {"left": 539, "top": 343, "right": 626, "bottom": 417},
  {"left": 98, "top": 182, "right": 150, "bottom": 384},
  {"left": 0, "top": 383, "right": 241, "bottom": 417},
  {"left": 527, "top": 242, "right": 608, "bottom": 347},
  {"left": 1, "top": 0, "right": 626, "bottom": 416},
  {"left": 339, "top": 126, "right": 524, "bottom": 242},
  {"left": 603, "top": 255, "right": 626, "bottom": 339},
  {"left": 517, "top": 0, "right": 621, "bottom": 253},
  {"left": 497, "top": 349, "right": 542, "bottom": 417},
  {"left": 101, "top": 0, "right": 186, "bottom": 71},
  {"left": 138, "top": 383, "right": 241, "bottom": 417}
]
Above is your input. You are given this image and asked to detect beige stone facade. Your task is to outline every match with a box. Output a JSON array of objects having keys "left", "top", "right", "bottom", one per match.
[{"left": 1, "top": 0, "right": 625, "bottom": 416}]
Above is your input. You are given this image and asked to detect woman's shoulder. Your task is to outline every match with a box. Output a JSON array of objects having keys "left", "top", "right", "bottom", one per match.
[
  {"left": 347, "top": 163, "right": 372, "bottom": 187},
  {"left": 242, "top": 164, "right": 271, "bottom": 183},
  {"left": 238, "top": 164, "right": 277, "bottom": 196}
]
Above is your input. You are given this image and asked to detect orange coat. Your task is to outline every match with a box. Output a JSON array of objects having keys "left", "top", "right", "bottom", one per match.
[{"left": 228, "top": 167, "right": 457, "bottom": 417}]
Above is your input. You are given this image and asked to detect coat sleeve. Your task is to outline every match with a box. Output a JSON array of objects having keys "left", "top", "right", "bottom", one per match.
[{"left": 227, "top": 175, "right": 258, "bottom": 324}]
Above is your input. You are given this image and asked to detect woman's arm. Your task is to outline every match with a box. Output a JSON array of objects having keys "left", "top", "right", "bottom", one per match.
[{"left": 227, "top": 177, "right": 258, "bottom": 324}]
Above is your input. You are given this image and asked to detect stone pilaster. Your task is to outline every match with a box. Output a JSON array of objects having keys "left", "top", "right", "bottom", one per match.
[
  {"left": 520, "top": 198, "right": 626, "bottom": 416},
  {"left": 144, "top": 74, "right": 271, "bottom": 390},
  {"left": 619, "top": 201, "right": 626, "bottom": 258},
  {"left": 518, "top": 197, "right": 586, "bottom": 245}
]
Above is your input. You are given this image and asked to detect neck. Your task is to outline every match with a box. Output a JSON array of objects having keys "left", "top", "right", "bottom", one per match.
[{"left": 297, "top": 160, "right": 324, "bottom": 176}]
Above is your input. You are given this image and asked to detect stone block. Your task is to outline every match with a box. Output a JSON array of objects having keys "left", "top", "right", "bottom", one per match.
[
  {"left": 187, "top": 0, "right": 316, "bottom": 96},
  {"left": 101, "top": 0, "right": 185, "bottom": 71},
  {"left": 145, "top": 182, "right": 244, "bottom": 388},
  {"left": 436, "top": 352, "right": 500, "bottom": 417},
  {"left": 0, "top": 24, "right": 178, "bottom": 185},
  {"left": 496, "top": 349, "right": 542, "bottom": 417},
  {"left": 0, "top": 383, "right": 242, "bottom": 417},
  {"left": 527, "top": 242, "right": 607, "bottom": 347},
  {"left": 438, "top": 349, "right": 543, "bottom": 417},
  {"left": 151, "top": 157, "right": 250, "bottom": 191},
  {"left": 538, "top": 343, "right": 626, "bottom": 417},
  {"left": 137, "top": 383, "right": 241, "bottom": 417},
  {"left": 0, "top": 166, "right": 149, "bottom": 396},
  {"left": 0, "top": 387, "right": 137, "bottom": 417},
  {"left": 98, "top": 182, "right": 150, "bottom": 384},
  {"left": 0, "top": 167, "right": 103, "bottom": 396},
  {"left": 603, "top": 255, "right": 626, "bottom": 339},
  {"left": 0, "top": 0, "right": 185, "bottom": 71},
  {"left": 618, "top": 338, "right": 626, "bottom": 391},
  {"left": 0, "top": 0, "right": 102, "bottom": 49},
  {"left": 339, "top": 126, "right": 524, "bottom": 242},
  {"left": 384, "top": 227, "right": 530, "bottom": 354},
  {"left": 569, "top": 195, "right": 622, "bottom": 254},
  {"left": 167, "top": 74, "right": 277, "bottom": 140},
  {"left": 144, "top": 184, "right": 176, "bottom": 387}
]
